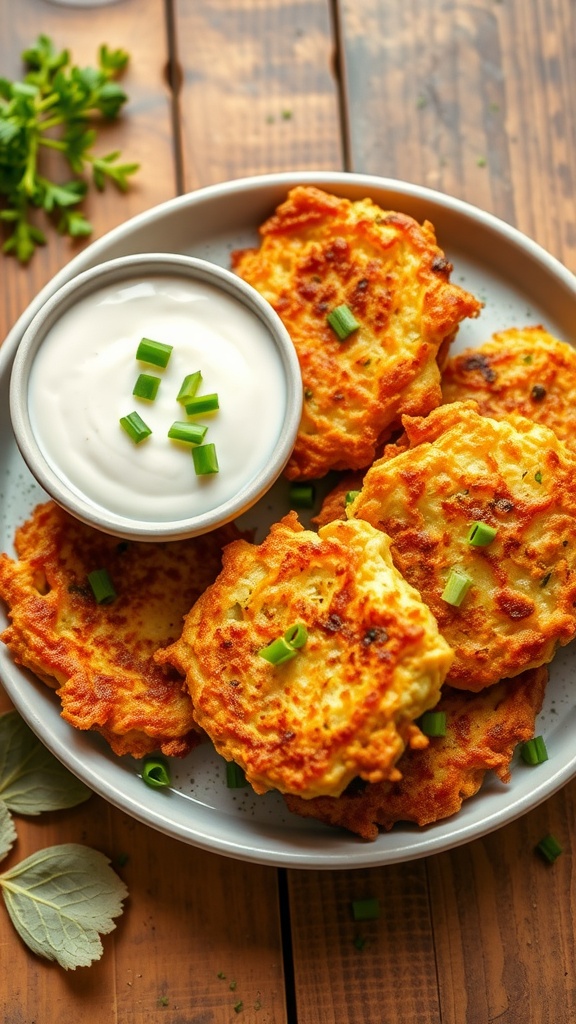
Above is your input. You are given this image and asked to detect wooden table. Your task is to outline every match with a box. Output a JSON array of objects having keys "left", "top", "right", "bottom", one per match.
[{"left": 1, "top": 2, "right": 575, "bottom": 1021}]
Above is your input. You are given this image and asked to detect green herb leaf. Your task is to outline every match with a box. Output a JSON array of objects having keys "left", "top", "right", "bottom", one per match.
[
  {"left": 0, "top": 34, "right": 137, "bottom": 262},
  {"left": 0, "top": 801, "right": 17, "bottom": 864},
  {"left": 0, "top": 710, "right": 92, "bottom": 814},
  {"left": 0, "top": 843, "right": 128, "bottom": 969}
]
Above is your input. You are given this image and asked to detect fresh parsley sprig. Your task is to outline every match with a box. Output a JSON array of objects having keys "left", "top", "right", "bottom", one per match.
[{"left": 0, "top": 34, "right": 139, "bottom": 263}]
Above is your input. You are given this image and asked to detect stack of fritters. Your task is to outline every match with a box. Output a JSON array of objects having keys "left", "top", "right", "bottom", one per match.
[
  {"left": 156, "top": 513, "right": 454, "bottom": 798},
  {"left": 232, "top": 185, "right": 481, "bottom": 480},
  {"left": 2, "top": 189, "right": 572, "bottom": 843},
  {"left": 0, "top": 501, "right": 240, "bottom": 759}
]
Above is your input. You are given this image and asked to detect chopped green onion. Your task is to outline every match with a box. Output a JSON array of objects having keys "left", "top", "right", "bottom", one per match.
[
  {"left": 192, "top": 443, "right": 219, "bottom": 475},
  {"left": 520, "top": 735, "right": 548, "bottom": 765},
  {"left": 87, "top": 568, "right": 116, "bottom": 605},
  {"left": 419, "top": 710, "right": 446, "bottom": 737},
  {"left": 327, "top": 304, "right": 360, "bottom": 341},
  {"left": 168, "top": 421, "right": 208, "bottom": 445},
  {"left": 177, "top": 371, "right": 202, "bottom": 403},
  {"left": 351, "top": 898, "right": 380, "bottom": 921},
  {"left": 284, "top": 623, "right": 308, "bottom": 649},
  {"left": 225, "top": 762, "right": 248, "bottom": 788},
  {"left": 536, "top": 834, "right": 563, "bottom": 863},
  {"left": 141, "top": 756, "right": 171, "bottom": 789},
  {"left": 289, "top": 483, "right": 315, "bottom": 509},
  {"left": 119, "top": 411, "right": 152, "bottom": 444},
  {"left": 136, "top": 337, "right": 173, "bottom": 368},
  {"left": 259, "top": 623, "right": 308, "bottom": 664},
  {"left": 345, "top": 490, "right": 361, "bottom": 506},
  {"left": 535, "top": 470, "right": 543, "bottom": 484},
  {"left": 441, "top": 567, "right": 473, "bottom": 607},
  {"left": 184, "top": 393, "right": 220, "bottom": 415},
  {"left": 467, "top": 521, "right": 497, "bottom": 546},
  {"left": 132, "top": 373, "right": 161, "bottom": 401},
  {"left": 259, "top": 636, "right": 297, "bottom": 665}
]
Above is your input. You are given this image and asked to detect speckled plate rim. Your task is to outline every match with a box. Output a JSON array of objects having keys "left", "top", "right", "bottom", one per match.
[{"left": 1, "top": 170, "right": 576, "bottom": 870}]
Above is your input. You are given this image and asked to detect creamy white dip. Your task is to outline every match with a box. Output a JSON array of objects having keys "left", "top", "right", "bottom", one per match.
[{"left": 28, "top": 275, "right": 288, "bottom": 523}]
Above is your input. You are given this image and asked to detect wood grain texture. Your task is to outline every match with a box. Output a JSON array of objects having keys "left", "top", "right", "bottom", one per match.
[
  {"left": 173, "top": 0, "right": 344, "bottom": 189},
  {"left": 337, "top": 0, "right": 576, "bottom": 271},
  {"left": 0, "top": 0, "right": 176, "bottom": 341},
  {"left": 288, "top": 862, "right": 442, "bottom": 1024}
]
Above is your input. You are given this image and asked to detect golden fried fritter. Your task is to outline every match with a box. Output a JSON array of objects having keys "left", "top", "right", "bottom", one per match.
[
  {"left": 285, "top": 665, "right": 548, "bottom": 839},
  {"left": 350, "top": 401, "right": 576, "bottom": 691},
  {"left": 0, "top": 501, "right": 239, "bottom": 758},
  {"left": 232, "top": 185, "right": 481, "bottom": 480},
  {"left": 442, "top": 325, "right": 576, "bottom": 452},
  {"left": 156, "top": 512, "right": 454, "bottom": 798}
]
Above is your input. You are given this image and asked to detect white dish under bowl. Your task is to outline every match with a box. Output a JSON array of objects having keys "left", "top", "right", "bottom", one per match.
[{"left": 1, "top": 171, "right": 576, "bottom": 869}]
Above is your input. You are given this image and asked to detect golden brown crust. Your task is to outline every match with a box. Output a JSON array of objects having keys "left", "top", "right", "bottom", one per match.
[
  {"left": 0, "top": 501, "right": 239, "bottom": 758},
  {"left": 232, "top": 185, "right": 481, "bottom": 480},
  {"left": 442, "top": 325, "right": 576, "bottom": 451},
  {"left": 284, "top": 665, "right": 548, "bottom": 839},
  {"left": 350, "top": 401, "right": 576, "bottom": 690},
  {"left": 156, "top": 513, "right": 454, "bottom": 798}
]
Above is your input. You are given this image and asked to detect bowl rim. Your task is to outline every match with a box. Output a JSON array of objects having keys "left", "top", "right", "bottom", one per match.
[{"left": 9, "top": 252, "right": 303, "bottom": 541}]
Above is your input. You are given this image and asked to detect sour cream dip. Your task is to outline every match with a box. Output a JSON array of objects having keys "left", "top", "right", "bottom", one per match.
[{"left": 10, "top": 254, "right": 302, "bottom": 540}]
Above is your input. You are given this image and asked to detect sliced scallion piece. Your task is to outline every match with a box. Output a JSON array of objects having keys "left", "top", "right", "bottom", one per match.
[
  {"left": 283, "top": 623, "right": 308, "bottom": 649},
  {"left": 351, "top": 898, "right": 380, "bottom": 921},
  {"left": 133, "top": 372, "right": 161, "bottom": 401},
  {"left": 87, "top": 568, "right": 116, "bottom": 605},
  {"left": 467, "top": 521, "right": 497, "bottom": 546},
  {"left": 184, "top": 393, "right": 220, "bottom": 416},
  {"left": 225, "top": 762, "right": 248, "bottom": 789},
  {"left": 441, "top": 567, "right": 473, "bottom": 607},
  {"left": 141, "top": 756, "right": 171, "bottom": 789},
  {"left": 192, "top": 442, "right": 219, "bottom": 475},
  {"left": 119, "top": 411, "right": 152, "bottom": 444},
  {"left": 168, "top": 421, "right": 208, "bottom": 445},
  {"left": 419, "top": 710, "right": 446, "bottom": 737},
  {"left": 259, "top": 636, "right": 297, "bottom": 665},
  {"left": 536, "top": 834, "right": 562, "bottom": 863},
  {"left": 177, "top": 371, "right": 203, "bottom": 404},
  {"left": 136, "top": 337, "right": 173, "bottom": 368},
  {"left": 327, "top": 304, "right": 360, "bottom": 341},
  {"left": 345, "top": 490, "right": 361, "bottom": 506},
  {"left": 520, "top": 735, "right": 548, "bottom": 765},
  {"left": 289, "top": 483, "right": 315, "bottom": 509},
  {"left": 259, "top": 623, "right": 308, "bottom": 664}
]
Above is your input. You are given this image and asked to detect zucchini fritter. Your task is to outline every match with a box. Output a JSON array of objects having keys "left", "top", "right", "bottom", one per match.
[
  {"left": 0, "top": 501, "right": 239, "bottom": 759},
  {"left": 156, "top": 512, "right": 454, "bottom": 798},
  {"left": 232, "top": 185, "right": 481, "bottom": 480},
  {"left": 442, "top": 325, "right": 576, "bottom": 452},
  {"left": 350, "top": 401, "right": 576, "bottom": 690},
  {"left": 285, "top": 666, "right": 548, "bottom": 839}
]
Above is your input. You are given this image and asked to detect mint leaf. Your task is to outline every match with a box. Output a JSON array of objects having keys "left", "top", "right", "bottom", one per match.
[
  {"left": 0, "top": 710, "right": 92, "bottom": 814},
  {"left": 0, "top": 801, "right": 16, "bottom": 864},
  {"left": 0, "top": 843, "right": 128, "bottom": 969}
]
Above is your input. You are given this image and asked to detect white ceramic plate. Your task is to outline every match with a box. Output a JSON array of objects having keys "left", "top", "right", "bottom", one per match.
[{"left": 2, "top": 171, "right": 576, "bottom": 869}]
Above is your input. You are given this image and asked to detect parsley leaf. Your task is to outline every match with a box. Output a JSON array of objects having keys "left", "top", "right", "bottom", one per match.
[
  {"left": 0, "top": 843, "right": 128, "bottom": 969},
  {"left": 0, "top": 34, "right": 138, "bottom": 262},
  {"left": 0, "top": 710, "right": 92, "bottom": 814}
]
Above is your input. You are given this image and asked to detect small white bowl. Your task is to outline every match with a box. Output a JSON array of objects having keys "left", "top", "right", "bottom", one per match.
[{"left": 10, "top": 253, "right": 302, "bottom": 541}]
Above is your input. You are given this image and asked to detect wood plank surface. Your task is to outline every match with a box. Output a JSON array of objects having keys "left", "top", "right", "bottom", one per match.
[{"left": 173, "top": 0, "right": 343, "bottom": 189}]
